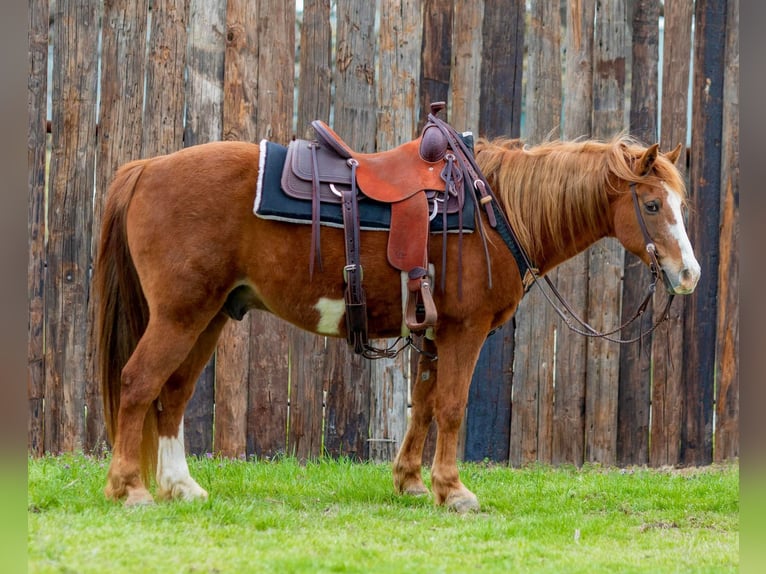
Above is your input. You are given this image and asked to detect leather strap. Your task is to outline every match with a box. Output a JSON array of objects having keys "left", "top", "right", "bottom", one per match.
[
  {"left": 339, "top": 159, "right": 368, "bottom": 354},
  {"left": 309, "top": 143, "right": 322, "bottom": 276}
]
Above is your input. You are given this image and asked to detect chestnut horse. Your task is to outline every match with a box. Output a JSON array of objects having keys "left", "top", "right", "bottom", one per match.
[{"left": 95, "top": 134, "right": 700, "bottom": 511}]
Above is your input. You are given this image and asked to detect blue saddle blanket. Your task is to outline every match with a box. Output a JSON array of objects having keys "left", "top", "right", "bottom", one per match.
[{"left": 253, "top": 140, "right": 475, "bottom": 232}]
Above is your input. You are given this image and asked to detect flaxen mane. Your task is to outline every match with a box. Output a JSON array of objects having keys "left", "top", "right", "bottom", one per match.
[{"left": 474, "top": 135, "right": 687, "bottom": 263}]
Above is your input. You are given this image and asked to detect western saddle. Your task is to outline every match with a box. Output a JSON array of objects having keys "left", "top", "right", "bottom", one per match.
[{"left": 281, "top": 102, "right": 503, "bottom": 357}]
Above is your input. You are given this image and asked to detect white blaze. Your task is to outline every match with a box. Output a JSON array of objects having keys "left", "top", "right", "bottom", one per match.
[{"left": 664, "top": 184, "right": 701, "bottom": 282}]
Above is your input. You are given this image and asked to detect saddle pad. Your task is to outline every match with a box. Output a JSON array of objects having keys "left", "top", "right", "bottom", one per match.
[{"left": 254, "top": 140, "right": 475, "bottom": 232}]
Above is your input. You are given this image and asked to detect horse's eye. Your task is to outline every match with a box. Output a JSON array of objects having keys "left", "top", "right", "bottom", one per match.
[{"left": 644, "top": 200, "right": 660, "bottom": 214}]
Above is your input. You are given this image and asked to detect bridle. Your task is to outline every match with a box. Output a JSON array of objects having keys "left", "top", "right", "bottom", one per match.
[{"left": 524, "top": 182, "right": 675, "bottom": 345}]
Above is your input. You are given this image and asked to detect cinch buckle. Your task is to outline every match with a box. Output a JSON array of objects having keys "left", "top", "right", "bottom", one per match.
[{"left": 343, "top": 264, "right": 363, "bottom": 283}]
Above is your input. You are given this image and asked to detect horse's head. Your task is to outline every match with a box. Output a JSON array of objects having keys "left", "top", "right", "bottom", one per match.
[{"left": 612, "top": 142, "right": 700, "bottom": 295}]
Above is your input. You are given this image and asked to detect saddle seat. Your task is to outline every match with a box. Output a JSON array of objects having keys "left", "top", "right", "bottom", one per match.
[{"left": 312, "top": 120, "right": 449, "bottom": 203}]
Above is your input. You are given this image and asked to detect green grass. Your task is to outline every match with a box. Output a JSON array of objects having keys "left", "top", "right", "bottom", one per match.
[{"left": 28, "top": 453, "right": 738, "bottom": 573}]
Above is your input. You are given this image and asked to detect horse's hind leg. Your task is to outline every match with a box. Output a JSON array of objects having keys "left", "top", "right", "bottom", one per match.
[
  {"left": 155, "top": 312, "right": 229, "bottom": 501},
  {"left": 393, "top": 337, "right": 437, "bottom": 496},
  {"left": 105, "top": 313, "right": 214, "bottom": 505}
]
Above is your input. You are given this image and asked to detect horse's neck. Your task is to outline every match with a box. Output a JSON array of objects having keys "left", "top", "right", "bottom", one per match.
[{"left": 531, "top": 188, "right": 615, "bottom": 276}]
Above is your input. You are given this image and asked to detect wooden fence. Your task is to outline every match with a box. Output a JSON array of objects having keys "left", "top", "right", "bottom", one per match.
[{"left": 28, "top": 0, "right": 739, "bottom": 468}]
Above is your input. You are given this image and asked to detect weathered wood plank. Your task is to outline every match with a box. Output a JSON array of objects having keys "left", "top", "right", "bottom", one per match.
[
  {"left": 417, "top": 0, "right": 453, "bottom": 464},
  {"left": 585, "top": 0, "right": 628, "bottom": 465},
  {"left": 617, "top": 0, "right": 660, "bottom": 467},
  {"left": 90, "top": 0, "right": 150, "bottom": 455},
  {"left": 288, "top": 334, "right": 326, "bottom": 460},
  {"left": 289, "top": 0, "right": 334, "bottom": 460},
  {"left": 448, "top": 0, "right": 483, "bottom": 132},
  {"left": 142, "top": 0, "right": 188, "bottom": 156},
  {"left": 651, "top": 0, "right": 693, "bottom": 467},
  {"left": 216, "top": 0, "right": 259, "bottom": 458},
  {"left": 510, "top": 0, "right": 562, "bottom": 467},
  {"left": 478, "top": 0, "right": 524, "bottom": 139},
  {"left": 465, "top": 326, "right": 514, "bottom": 462},
  {"left": 27, "top": 0, "right": 49, "bottom": 457},
  {"left": 297, "top": 0, "right": 332, "bottom": 138},
  {"left": 464, "top": 0, "right": 524, "bottom": 463},
  {"left": 322, "top": 0, "right": 377, "bottom": 461},
  {"left": 682, "top": 0, "right": 727, "bottom": 467},
  {"left": 368, "top": 0, "right": 422, "bottom": 463},
  {"left": 182, "top": 0, "right": 227, "bottom": 455},
  {"left": 553, "top": 0, "right": 596, "bottom": 467},
  {"left": 246, "top": 0, "right": 295, "bottom": 458},
  {"left": 418, "top": 0, "right": 453, "bottom": 131},
  {"left": 714, "top": 0, "right": 739, "bottom": 463},
  {"left": 45, "top": 0, "right": 100, "bottom": 453}
]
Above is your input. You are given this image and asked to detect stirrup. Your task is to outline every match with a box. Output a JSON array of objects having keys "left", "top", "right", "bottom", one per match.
[{"left": 404, "top": 276, "right": 438, "bottom": 332}]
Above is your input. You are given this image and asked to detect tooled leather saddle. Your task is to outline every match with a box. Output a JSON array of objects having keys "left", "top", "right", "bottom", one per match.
[{"left": 280, "top": 102, "right": 507, "bottom": 356}]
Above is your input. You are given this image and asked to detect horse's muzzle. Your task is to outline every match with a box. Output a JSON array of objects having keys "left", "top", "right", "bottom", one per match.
[{"left": 662, "top": 264, "right": 700, "bottom": 295}]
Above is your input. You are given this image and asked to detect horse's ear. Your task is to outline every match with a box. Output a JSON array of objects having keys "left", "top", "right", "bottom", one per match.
[
  {"left": 636, "top": 143, "right": 659, "bottom": 176},
  {"left": 664, "top": 143, "right": 683, "bottom": 165}
]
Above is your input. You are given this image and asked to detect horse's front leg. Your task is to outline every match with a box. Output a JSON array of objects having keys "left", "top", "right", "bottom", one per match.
[
  {"left": 429, "top": 326, "right": 487, "bottom": 512},
  {"left": 393, "top": 337, "right": 437, "bottom": 496}
]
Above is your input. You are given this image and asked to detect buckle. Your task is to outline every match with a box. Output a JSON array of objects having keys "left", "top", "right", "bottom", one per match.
[{"left": 343, "top": 264, "right": 363, "bottom": 283}]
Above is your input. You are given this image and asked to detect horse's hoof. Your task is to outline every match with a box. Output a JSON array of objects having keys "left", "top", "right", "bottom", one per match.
[
  {"left": 157, "top": 478, "right": 209, "bottom": 502},
  {"left": 402, "top": 483, "right": 430, "bottom": 497},
  {"left": 444, "top": 491, "right": 480, "bottom": 513},
  {"left": 124, "top": 488, "right": 155, "bottom": 507}
]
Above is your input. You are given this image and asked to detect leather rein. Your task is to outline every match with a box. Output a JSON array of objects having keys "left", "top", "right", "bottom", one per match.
[{"left": 520, "top": 183, "right": 675, "bottom": 345}]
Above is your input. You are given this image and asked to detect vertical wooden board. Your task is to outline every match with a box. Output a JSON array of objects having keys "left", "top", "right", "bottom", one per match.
[
  {"left": 509, "top": 0, "right": 562, "bottom": 467},
  {"left": 618, "top": 0, "right": 660, "bottom": 467},
  {"left": 478, "top": 0, "right": 524, "bottom": 139},
  {"left": 584, "top": 0, "right": 628, "bottom": 466},
  {"left": 448, "top": 0, "right": 483, "bottom": 131},
  {"left": 465, "top": 0, "right": 523, "bottom": 463},
  {"left": 216, "top": 0, "right": 259, "bottom": 456},
  {"left": 90, "top": 0, "right": 150, "bottom": 454},
  {"left": 290, "top": 0, "right": 333, "bottom": 460},
  {"left": 247, "top": 314, "right": 289, "bottom": 458},
  {"left": 324, "top": 340, "right": 372, "bottom": 460},
  {"left": 297, "top": 0, "right": 332, "bottom": 137},
  {"left": 182, "top": 0, "right": 227, "bottom": 455},
  {"left": 584, "top": 240, "right": 623, "bottom": 465},
  {"left": 368, "top": 0, "right": 422, "bottom": 463},
  {"left": 368, "top": 354, "right": 410, "bottom": 463},
  {"left": 417, "top": 1, "right": 452, "bottom": 464},
  {"left": 44, "top": 0, "right": 100, "bottom": 453},
  {"left": 322, "top": 0, "right": 377, "bottom": 461},
  {"left": 333, "top": 0, "right": 377, "bottom": 152},
  {"left": 418, "top": 0, "right": 453, "bottom": 130},
  {"left": 682, "top": 0, "right": 726, "bottom": 467},
  {"left": 142, "top": 0, "right": 188, "bottom": 156},
  {"left": 27, "top": 0, "right": 48, "bottom": 456},
  {"left": 244, "top": 0, "right": 295, "bottom": 459},
  {"left": 288, "top": 333, "right": 326, "bottom": 460},
  {"left": 715, "top": 0, "right": 738, "bottom": 462},
  {"left": 651, "top": 0, "right": 692, "bottom": 467},
  {"left": 464, "top": 326, "right": 514, "bottom": 462},
  {"left": 553, "top": 0, "right": 596, "bottom": 468},
  {"left": 214, "top": 321, "right": 249, "bottom": 457},
  {"left": 377, "top": 0, "right": 422, "bottom": 145}
]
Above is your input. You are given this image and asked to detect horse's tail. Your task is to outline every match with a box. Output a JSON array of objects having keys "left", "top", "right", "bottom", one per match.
[{"left": 94, "top": 159, "right": 157, "bottom": 487}]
